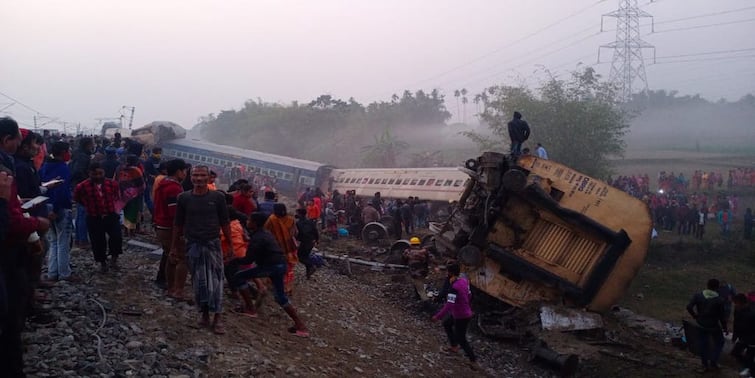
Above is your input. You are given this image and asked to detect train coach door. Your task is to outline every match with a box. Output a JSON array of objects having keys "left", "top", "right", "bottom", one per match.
[
  {"left": 292, "top": 168, "right": 303, "bottom": 193},
  {"left": 316, "top": 166, "right": 334, "bottom": 193}
]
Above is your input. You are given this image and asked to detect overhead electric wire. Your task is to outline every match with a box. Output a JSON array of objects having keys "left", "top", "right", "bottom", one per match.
[
  {"left": 0, "top": 90, "right": 49, "bottom": 118},
  {"left": 653, "top": 5, "right": 755, "bottom": 26},
  {"left": 653, "top": 54, "right": 755, "bottom": 65},
  {"left": 435, "top": 7, "right": 755, "bottom": 92},
  {"left": 379, "top": 0, "right": 610, "bottom": 93},
  {"left": 653, "top": 17, "right": 755, "bottom": 34}
]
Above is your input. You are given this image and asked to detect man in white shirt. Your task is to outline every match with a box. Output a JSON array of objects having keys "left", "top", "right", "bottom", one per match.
[{"left": 536, "top": 143, "right": 549, "bottom": 160}]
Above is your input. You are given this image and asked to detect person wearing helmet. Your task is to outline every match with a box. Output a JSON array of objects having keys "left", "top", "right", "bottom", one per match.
[{"left": 403, "top": 236, "right": 433, "bottom": 301}]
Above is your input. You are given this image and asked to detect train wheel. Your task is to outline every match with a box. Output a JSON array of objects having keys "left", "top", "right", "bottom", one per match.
[
  {"left": 386, "top": 240, "right": 410, "bottom": 265},
  {"left": 361, "top": 222, "right": 389, "bottom": 245}
]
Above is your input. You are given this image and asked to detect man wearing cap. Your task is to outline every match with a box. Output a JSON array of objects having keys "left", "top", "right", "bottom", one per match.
[{"left": 403, "top": 237, "right": 434, "bottom": 301}]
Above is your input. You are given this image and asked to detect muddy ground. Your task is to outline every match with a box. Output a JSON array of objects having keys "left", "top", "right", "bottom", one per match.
[{"left": 23, "top": 232, "right": 741, "bottom": 377}]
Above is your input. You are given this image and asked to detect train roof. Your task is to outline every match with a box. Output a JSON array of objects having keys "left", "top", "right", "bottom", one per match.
[
  {"left": 164, "top": 138, "right": 326, "bottom": 172},
  {"left": 331, "top": 167, "right": 464, "bottom": 174}
]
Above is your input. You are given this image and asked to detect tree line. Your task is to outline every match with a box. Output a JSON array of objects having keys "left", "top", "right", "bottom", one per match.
[{"left": 198, "top": 67, "right": 754, "bottom": 178}]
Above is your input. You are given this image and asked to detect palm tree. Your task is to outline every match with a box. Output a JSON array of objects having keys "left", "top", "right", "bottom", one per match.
[
  {"left": 453, "top": 89, "right": 461, "bottom": 123},
  {"left": 461, "top": 88, "right": 468, "bottom": 124}
]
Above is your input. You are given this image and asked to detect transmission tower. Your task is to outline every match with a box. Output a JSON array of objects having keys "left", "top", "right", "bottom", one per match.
[{"left": 599, "top": 0, "right": 656, "bottom": 102}]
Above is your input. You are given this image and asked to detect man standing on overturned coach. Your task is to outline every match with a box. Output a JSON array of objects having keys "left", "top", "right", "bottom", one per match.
[{"left": 507, "top": 111, "right": 530, "bottom": 158}]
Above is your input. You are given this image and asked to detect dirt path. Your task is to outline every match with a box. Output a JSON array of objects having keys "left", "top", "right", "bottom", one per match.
[{"left": 56, "top": 237, "right": 555, "bottom": 378}]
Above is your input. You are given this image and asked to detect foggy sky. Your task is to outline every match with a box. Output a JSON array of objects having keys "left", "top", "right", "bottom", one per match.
[{"left": 2, "top": 0, "right": 753, "bottom": 132}]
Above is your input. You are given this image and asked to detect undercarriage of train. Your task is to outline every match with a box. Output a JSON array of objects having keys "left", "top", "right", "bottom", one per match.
[{"left": 428, "top": 152, "right": 651, "bottom": 375}]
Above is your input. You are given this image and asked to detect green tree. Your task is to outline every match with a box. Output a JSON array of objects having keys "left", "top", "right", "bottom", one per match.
[
  {"left": 361, "top": 129, "right": 409, "bottom": 168},
  {"left": 408, "top": 150, "right": 444, "bottom": 167},
  {"left": 463, "top": 67, "right": 630, "bottom": 178}
]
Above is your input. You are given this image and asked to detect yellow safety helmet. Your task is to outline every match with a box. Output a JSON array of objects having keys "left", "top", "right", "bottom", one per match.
[{"left": 409, "top": 237, "right": 421, "bottom": 246}]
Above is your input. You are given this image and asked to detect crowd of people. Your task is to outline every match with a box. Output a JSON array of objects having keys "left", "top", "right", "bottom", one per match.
[
  {"left": 609, "top": 170, "right": 754, "bottom": 240},
  {"left": 1, "top": 116, "right": 476, "bottom": 374}
]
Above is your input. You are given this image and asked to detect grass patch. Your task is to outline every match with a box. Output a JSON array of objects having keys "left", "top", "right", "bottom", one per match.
[{"left": 621, "top": 236, "right": 755, "bottom": 322}]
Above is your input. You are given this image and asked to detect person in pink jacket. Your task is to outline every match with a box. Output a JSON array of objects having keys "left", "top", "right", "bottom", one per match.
[{"left": 432, "top": 262, "right": 479, "bottom": 370}]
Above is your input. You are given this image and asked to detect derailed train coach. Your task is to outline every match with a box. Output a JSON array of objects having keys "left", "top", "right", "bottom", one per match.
[
  {"left": 162, "top": 138, "right": 333, "bottom": 194},
  {"left": 160, "top": 138, "right": 470, "bottom": 205},
  {"left": 433, "top": 152, "right": 652, "bottom": 312},
  {"left": 328, "top": 167, "right": 469, "bottom": 203}
]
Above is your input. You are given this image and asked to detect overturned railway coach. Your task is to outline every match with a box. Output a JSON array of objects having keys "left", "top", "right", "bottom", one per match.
[{"left": 434, "top": 152, "right": 652, "bottom": 312}]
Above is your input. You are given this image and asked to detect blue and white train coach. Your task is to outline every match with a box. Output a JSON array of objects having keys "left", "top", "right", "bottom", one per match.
[{"left": 161, "top": 138, "right": 333, "bottom": 194}]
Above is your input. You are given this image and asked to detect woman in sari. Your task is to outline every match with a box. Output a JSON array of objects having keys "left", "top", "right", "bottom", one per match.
[
  {"left": 118, "top": 155, "right": 145, "bottom": 237},
  {"left": 264, "top": 203, "right": 298, "bottom": 296}
]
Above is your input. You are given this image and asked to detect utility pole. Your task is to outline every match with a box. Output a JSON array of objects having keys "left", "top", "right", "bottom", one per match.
[
  {"left": 122, "top": 106, "right": 135, "bottom": 130},
  {"left": 598, "top": 0, "right": 656, "bottom": 103}
]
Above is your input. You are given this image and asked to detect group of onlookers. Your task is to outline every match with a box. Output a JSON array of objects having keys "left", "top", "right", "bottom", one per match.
[{"left": 687, "top": 279, "right": 755, "bottom": 376}]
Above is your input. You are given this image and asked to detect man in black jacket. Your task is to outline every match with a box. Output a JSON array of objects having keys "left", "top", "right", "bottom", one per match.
[
  {"left": 731, "top": 294, "right": 755, "bottom": 376},
  {"left": 228, "top": 212, "right": 309, "bottom": 337},
  {"left": 295, "top": 208, "right": 319, "bottom": 279},
  {"left": 507, "top": 111, "right": 531, "bottom": 158},
  {"left": 687, "top": 278, "right": 728, "bottom": 371}
]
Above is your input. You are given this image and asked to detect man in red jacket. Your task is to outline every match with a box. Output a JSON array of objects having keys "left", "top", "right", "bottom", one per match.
[
  {"left": 231, "top": 183, "right": 256, "bottom": 217},
  {"left": 0, "top": 117, "right": 50, "bottom": 376},
  {"left": 152, "top": 159, "right": 187, "bottom": 296},
  {"left": 153, "top": 159, "right": 189, "bottom": 298},
  {"left": 73, "top": 162, "right": 122, "bottom": 273}
]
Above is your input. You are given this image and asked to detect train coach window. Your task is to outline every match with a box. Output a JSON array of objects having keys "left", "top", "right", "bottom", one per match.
[
  {"left": 418, "top": 179, "right": 426, "bottom": 185},
  {"left": 453, "top": 179, "right": 464, "bottom": 187},
  {"left": 388, "top": 179, "right": 395, "bottom": 185},
  {"left": 410, "top": 179, "right": 418, "bottom": 185},
  {"left": 435, "top": 179, "right": 443, "bottom": 186},
  {"left": 213, "top": 158, "right": 219, "bottom": 165},
  {"left": 402, "top": 178, "right": 411, "bottom": 185},
  {"left": 444, "top": 180, "right": 453, "bottom": 186},
  {"left": 381, "top": 178, "right": 389, "bottom": 185},
  {"left": 427, "top": 179, "right": 435, "bottom": 186},
  {"left": 368, "top": 178, "right": 375, "bottom": 184},
  {"left": 362, "top": 178, "right": 369, "bottom": 184}
]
